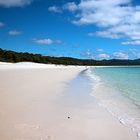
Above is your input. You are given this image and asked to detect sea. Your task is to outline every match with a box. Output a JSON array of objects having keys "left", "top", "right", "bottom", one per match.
[{"left": 86, "top": 66, "right": 140, "bottom": 139}]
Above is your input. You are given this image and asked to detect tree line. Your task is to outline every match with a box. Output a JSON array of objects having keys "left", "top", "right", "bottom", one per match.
[{"left": 0, "top": 48, "right": 140, "bottom": 66}]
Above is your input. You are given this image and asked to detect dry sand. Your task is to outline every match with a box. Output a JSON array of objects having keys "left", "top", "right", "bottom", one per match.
[{"left": 0, "top": 62, "right": 137, "bottom": 140}]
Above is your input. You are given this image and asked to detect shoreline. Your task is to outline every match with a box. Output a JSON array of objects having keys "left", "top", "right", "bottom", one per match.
[
  {"left": 86, "top": 67, "right": 140, "bottom": 140},
  {"left": 0, "top": 62, "right": 137, "bottom": 140}
]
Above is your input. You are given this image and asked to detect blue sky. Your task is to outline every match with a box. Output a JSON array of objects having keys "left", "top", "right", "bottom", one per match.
[{"left": 0, "top": 0, "right": 140, "bottom": 59}]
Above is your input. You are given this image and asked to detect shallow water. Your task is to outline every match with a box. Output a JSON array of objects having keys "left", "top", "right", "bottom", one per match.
[{"left": 87, "top": 67, "right": 140, "bottom": 139}]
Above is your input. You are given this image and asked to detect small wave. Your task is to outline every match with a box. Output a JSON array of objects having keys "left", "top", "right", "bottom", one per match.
[
  {"left": 85, "top": 68, "right": 102, "bottom": 94},
  {"left": 85, "top": 68, "right": 101, "bottom": 82}
]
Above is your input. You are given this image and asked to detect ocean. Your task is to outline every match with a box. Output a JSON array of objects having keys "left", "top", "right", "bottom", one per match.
[{"left": 86, "top": 66, "right": 140, "bottom": 139}]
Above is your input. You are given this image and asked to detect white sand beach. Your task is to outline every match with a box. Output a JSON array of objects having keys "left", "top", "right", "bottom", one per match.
[{"left": 0, "top": 62, "right": 137, "bottom": 140}]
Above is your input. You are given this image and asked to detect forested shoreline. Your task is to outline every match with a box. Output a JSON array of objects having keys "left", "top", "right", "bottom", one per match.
[{"left": 0, "top": 48, "right": 140, "bottom": 66}]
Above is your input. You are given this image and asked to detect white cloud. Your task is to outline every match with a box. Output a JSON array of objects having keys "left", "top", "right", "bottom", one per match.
[
  {"left": 88, "top": 31, "right": 123, "bottom": 39},
  {"left": 48, "top": 6, "right": 62, "bottom": 13},
  {"left": 113, "top": 52, "right": 129, "bottom": 59},
  {"left": 63, "top": 2, "right": 78, "bottom": 12},
  {"left": 48, "top": 2, "right": 77, "bottom": 13},
  {"left": 0, "top": 0, "right": 32, "bottom": 7},
  {"left": 97, "top": 53, "right": 110, "bottom": 60},
  {"left": 73, "top": 0, "right": 133, "bottom": 26},
  {"left": 0, "top": 22, "right": 5, "bottom": 27},
  {"left": 33, "top": 38, "right": 61, "bottom": 45},
  {"left": 63, "top": 0, "right": 140, "bottom": 43},
  {"left": 92, "top": 24, "right": 140, "bottom": 41},
  {"left": 8, "top": 30, "right": 22, "bottom": 36},
  {"left": 122, "top": 40, "right": 140, "bottom": 45}
]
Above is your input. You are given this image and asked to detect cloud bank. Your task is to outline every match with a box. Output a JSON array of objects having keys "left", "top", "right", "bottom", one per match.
[
  {"left": 81, "top": 49, "right": 130, "bottom": 60},
  {"left": 51, "top": 0, "right": 140, "bottom": 45},
  {"left": 113, "top": 52, "right": 129, "bottom": 59}
]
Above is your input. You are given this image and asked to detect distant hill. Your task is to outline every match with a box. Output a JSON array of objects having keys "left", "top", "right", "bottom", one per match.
[{"left": 0, "top": 48, "right": 140, "bottom": 66}]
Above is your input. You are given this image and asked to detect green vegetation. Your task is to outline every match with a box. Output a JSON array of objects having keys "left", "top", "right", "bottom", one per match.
[{"left": 0, "top": 48, "right": 140, "bottom": 66}]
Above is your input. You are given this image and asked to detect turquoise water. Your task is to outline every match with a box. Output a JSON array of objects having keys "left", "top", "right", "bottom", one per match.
[
  {"left": 91, "top": 67, "right": 140, "bottom": 106},
  {"left": 87, "top": 67, "right": 140, "bottom": 139}
]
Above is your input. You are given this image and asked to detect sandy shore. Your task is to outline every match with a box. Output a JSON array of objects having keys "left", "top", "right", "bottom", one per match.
[{"left": 0, "top": 62, "right": 137, "bottom": 140}]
